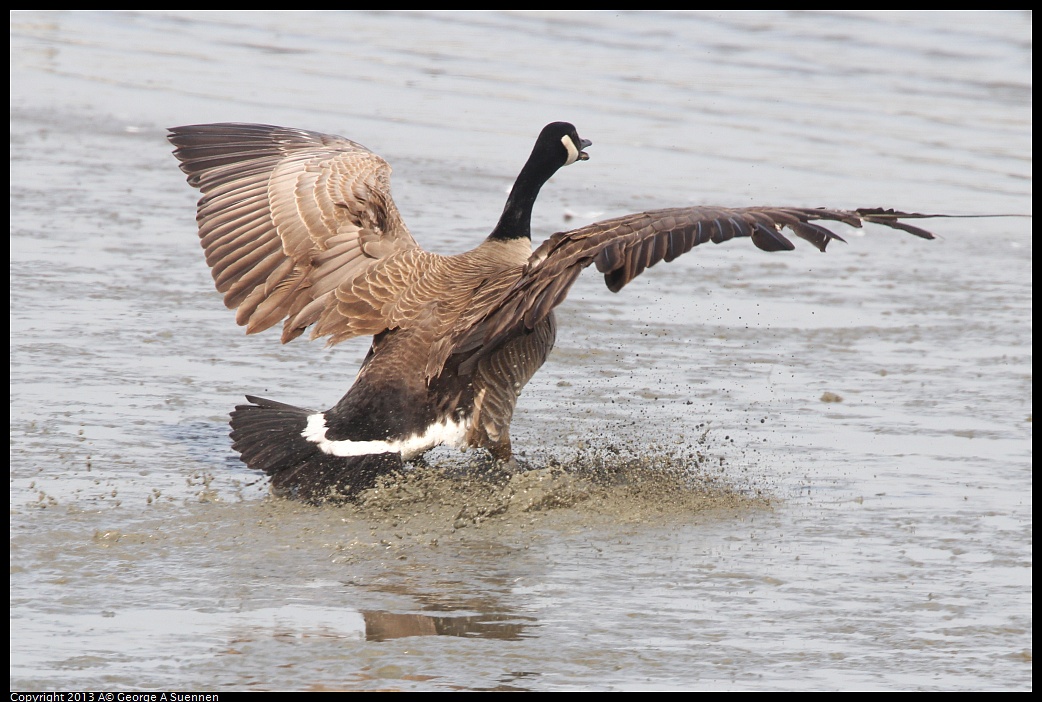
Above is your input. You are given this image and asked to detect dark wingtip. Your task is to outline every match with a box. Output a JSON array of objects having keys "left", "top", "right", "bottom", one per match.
[{"left": 855, "top": 208, "right": 938, "bottom": 239}]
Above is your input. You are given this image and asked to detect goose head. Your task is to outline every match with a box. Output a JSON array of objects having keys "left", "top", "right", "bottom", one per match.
[
  {"left": 536, "top": 121, "right": 592, "bottom": 168},
  {"left": 488, "top": 122, "right": 592, "bottom": 242}
]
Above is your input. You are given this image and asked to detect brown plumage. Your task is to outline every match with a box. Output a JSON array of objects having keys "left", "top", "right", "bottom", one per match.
[{"left": 169, "top": 121, "right": 947, "bottom": 502}]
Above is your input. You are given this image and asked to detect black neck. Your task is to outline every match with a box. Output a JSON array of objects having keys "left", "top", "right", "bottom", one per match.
[{"left": 487, "top": 149, "right": 561, "bottom": 241}]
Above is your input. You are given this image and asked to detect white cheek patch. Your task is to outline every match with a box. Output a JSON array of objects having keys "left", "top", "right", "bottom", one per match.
[
  {"left": 302, "top": 412, "right": 470, "bottom": 460},
  {"left": 562, "top": 134, "right": 580, "bottom": 165}
]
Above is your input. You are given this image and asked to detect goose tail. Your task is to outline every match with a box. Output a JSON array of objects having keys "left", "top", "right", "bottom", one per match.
[{"left": 229, "top": 395, "right": 402, "bottom": 503}]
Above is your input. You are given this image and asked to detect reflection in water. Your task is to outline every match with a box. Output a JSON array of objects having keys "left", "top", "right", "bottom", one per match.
[
  {"left": 362, "top": 610, "right": 535, "bottom": 642},
  {"left": 360, "top": 564, "right": 543, "bottom": 642}
]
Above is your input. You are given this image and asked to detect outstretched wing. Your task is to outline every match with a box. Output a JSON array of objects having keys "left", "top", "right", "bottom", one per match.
[
  {"left": 169, "top": 123, "right": 419, "bottom": 344},
  {"left": 462, "top": 206, "right": 941, "bottom": 350}
]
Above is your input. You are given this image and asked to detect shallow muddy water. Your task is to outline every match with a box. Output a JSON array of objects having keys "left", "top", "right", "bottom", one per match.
[{"left": 10, "top": 11, "right": 1032, "bottom": 690}]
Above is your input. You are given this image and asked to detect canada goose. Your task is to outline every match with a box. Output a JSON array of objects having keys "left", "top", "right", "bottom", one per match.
[{"left": 169, "top": 121, "right": 952, "bottom": 503}]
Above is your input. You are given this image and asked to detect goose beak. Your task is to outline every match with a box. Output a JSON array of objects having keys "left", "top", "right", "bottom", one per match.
[{"left": 578, "top": 137, "right": 592, "bottom": 161}]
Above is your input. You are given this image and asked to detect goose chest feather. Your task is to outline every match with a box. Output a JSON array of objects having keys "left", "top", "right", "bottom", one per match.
[{"left": 169, "top": 121, "right": 949, "bottom": 503}]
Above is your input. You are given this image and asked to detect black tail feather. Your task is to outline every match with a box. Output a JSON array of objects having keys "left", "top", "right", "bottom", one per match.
[{"left": 229, "top": 396, "right": 403, "bottom": 503}]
